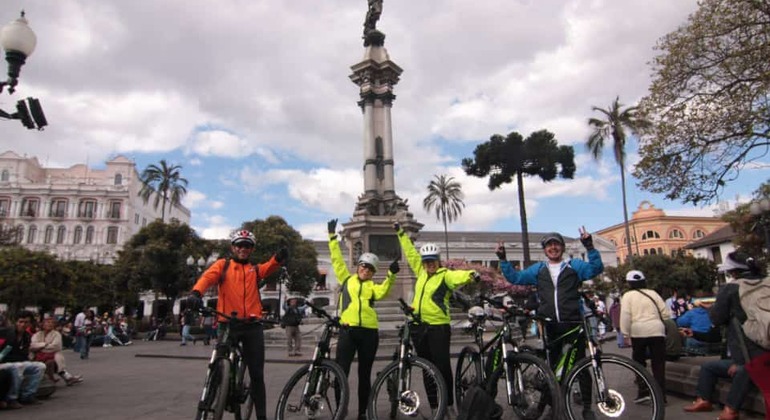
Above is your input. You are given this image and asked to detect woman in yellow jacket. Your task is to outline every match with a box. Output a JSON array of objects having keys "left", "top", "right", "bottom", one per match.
[
  {"left": 394, "top": 222, "right": 478, "bottom": 413},
  {"left": 328, "top": 219, "right": 398, "bottom": 420}
]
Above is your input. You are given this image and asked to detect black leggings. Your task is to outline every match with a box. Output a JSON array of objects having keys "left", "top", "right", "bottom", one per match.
[
  {"left": 335, "top": 327, "right": 379, "bottom": 417},
  {"left": 412, "top": 324, "right": 454, "bottom": 407},
  {"left": 546, "top": 322, "right": 592, "bottom": 406},
  {"left": 630, "top": 336, "right": 666, "bottom": 393},
  {"left": 220, "top": 324, "right": 267, "bottom": 420}
]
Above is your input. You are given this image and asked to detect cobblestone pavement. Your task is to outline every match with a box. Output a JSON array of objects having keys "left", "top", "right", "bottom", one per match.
[{"left": 2, "top": 339, "right": 763, "bottom": 419}]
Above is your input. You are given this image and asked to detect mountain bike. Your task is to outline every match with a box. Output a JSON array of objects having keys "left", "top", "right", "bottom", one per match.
[
  {"left": 195, "top": 308, "right": 276, "bottom": 420},
  {"left": 275, "top": 302, "right": 349, "bottom": 420},
  {"left": 454, "top": 294, "right": 561, "bottom": 420},
  {"left": 367, "top": 298, "right": 447, "bottom": 420},
  {"left": 526, "top": 310, "right": 665, "bottom": 420}
]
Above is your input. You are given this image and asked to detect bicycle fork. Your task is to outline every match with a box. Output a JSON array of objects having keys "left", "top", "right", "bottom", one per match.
[{"left": 198, "top": 350, "right": 221, "bottom": 411}]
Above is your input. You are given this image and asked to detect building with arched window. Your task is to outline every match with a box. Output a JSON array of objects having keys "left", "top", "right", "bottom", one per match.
[
  {"left": 0, "top": 151, "right": 190, "bottom": 263},
  {"left": 595, "top": 201, "right": 728, "bottom": 264}
]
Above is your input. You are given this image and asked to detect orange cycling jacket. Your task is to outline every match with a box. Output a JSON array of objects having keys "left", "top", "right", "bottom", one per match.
[{"left": 192, "top": 256, "right": 281, "bottom": 321}]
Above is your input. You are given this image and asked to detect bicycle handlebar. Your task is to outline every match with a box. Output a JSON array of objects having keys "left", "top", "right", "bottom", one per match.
[
  {"left": 198, "top": 307, "right": 280, "bottom": 326},
  {"left": 305, "top": 301, "right": 340, "bottom": 325},
  {"left": 397, "top": 298, "right": 422, "bottom": 324}
]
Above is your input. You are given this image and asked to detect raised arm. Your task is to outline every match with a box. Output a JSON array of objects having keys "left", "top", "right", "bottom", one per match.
[
  {"left": 328, "top": 219, "right": 352, "bottom": 281},
  {"left": 395, "top": 223, "right": 423, "bottom": 276}
]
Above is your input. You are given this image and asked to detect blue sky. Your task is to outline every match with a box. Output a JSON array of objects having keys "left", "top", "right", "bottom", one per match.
[{"left": 2, "top": 0, "right": 767, "bottom": 242}]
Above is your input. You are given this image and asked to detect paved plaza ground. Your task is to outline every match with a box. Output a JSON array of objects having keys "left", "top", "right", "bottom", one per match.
[{"left": 3, "top": 338, "right": 764, "bottom": 420}]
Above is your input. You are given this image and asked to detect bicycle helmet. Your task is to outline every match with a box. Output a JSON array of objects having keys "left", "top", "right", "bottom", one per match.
[
  {"left": 419, "top": 243, "right": 441, "bottom": 261},
  {"left": 230, "top": 229, "right": 256, "bottom": 246},
  {"left": 540, "top": 232, "right": 565, "bottom": 248},
  {"left": 357, "top": 252, "right": 379, "bottom": 272},
  {"left": 625, "top": 270, "right": 645, "bottom": 282},
  {"left": 467, "top": 306, "right": 485, "bottom": 322}
]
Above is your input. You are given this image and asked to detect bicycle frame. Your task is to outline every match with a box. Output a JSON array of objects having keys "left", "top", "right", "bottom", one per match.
[
  {"left": 537, "top": 314, "right": 610, "bottom": 404},
  {"left": 292, "top": 303, "right": 340, "bottom": 412}
]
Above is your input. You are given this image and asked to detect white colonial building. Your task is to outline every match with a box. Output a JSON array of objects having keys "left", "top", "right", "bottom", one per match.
[{"left": 0, "top": 151, "right": 190, "bottom": 263}]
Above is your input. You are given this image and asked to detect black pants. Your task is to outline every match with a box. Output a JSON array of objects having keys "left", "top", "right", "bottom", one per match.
[
  {"left": 335, "top": 327, "right": 379, "bottom": 417},
  {"left": 412, "top": 324, "right": 454, "bottom": 407},
  {"left": 630, "top": 336, "right": 666, "bottom": 393},
  {"left": 220, "top": 323, "right": 267, "bottom": 420},
  {"left": 546, "top": 322, "right": 592, "bottom": 407}
]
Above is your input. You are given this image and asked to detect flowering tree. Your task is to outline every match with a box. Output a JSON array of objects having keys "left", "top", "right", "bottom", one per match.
[{"left": 445, "top": 259, "right": 533, "bottom": 298}]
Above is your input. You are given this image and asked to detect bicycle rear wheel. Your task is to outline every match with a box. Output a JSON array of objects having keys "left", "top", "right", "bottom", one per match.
[
  {"left": 455, "top": 346, "right": 482, "bottom": 406},
  {"left": 196, "top": 358, "right": 230, "bottom": 420},
  {"left": 368, "top": 357, "right": 447, "bottom": 420},
  {"left": 487, "top": 351, "right": 561, "bottom": 420},
  {"left": 275, "top": 360, "right": 349, "bottom": 420},
  {"left": 562, "top": 353, "right": 664, "bottom": 420}
]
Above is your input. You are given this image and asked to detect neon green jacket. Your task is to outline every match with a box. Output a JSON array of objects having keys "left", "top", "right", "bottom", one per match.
[
  {"left": 397, "top": 230, "right": 475, "bottom": 325},
  {"left": 330, "top": 235, "right": 395, "bottom": 329}
]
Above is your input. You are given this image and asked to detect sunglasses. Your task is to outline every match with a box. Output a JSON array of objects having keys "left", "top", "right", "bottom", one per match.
[
  {"left": 234, "top": 243, "right": 254, "bottom": 249},
  {"left": 358, "top": 263, "right": 376, "bottom": 272}
]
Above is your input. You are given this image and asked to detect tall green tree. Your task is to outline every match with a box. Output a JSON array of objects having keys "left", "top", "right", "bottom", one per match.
[
  {"left": 138, "top": 160, "right": 189, "bottom": 222},
  {"left": 114, "top": 219, "right": 206, "bottom": 305},
  {"left": 240, "top": 216, "right": 319, "bottom": 296},
  {"left": 0, "top": 247, "right": 70, "bottom": 315},
  {"left": 422, "top": 175, "right": 465, "bottom": 260},
  {"left": 637, "top": 0, "right": 770, "bottom": 204},
  {"left": 463, "top": 129, "right": 575, "bottom": 266},
  {"left": 587, "top": 97, "right": 651, "bottom": 261}
]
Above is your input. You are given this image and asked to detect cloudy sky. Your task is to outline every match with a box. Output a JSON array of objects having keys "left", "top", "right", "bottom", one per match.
[{"left": 2, "top": 0, "right": 765, "bottom": 242}]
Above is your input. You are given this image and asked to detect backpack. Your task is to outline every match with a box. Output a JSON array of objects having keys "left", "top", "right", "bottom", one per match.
[
  {"left": 457, "top": 385, "right": 502, "bottom": 420},
  {"left": 282, "top": 307, "right": 302, "bottom": 327},
  {"left": 738, "top": 276, "right": 770, "bottom": 350}
]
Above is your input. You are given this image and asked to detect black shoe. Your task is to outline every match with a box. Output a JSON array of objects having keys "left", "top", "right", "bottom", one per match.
[
  {"left": 192, "top": 338, "right": 197, "bottom": 345},
  {"left": 20, "top": 397, "right": 42, "bottom": 405},
  {"left": 582, "top": 409, "right": 596, "bottom": 420}
]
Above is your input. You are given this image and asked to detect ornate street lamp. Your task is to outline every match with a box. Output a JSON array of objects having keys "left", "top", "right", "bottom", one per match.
[
  {"left": 0, "top": 11, "right": 37, "bottom": 95},
  {"left": 0, "top": 11, "right": 46, "bottom": 130},
  {"left": 749, "top": 197, "right": 770, "bottom": 254}
]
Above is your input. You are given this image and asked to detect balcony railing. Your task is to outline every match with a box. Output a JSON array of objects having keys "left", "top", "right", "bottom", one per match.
[
  {"left": 50, "top": 209, "right": 66, "bottom": 218},
  {"left": 78, "top": 211, "right": 95, "bottom": 219}
]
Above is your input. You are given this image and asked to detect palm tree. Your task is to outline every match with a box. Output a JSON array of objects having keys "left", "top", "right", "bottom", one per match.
[
  {"left": 587, "top": 96, "right": 651, "bottom": 261},
  {"left": 463, "top": 130, "right": 575, "bottom": 266},
  {"left": 423, "top": 174, "right": 465, "bottom": 260},
  {"left": 138, "top": 160, "right": 189, "bottom": 222}
]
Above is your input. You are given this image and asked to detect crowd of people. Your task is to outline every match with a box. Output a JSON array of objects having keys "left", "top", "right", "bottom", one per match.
[{"left": 0, "top": 311, "right": 84, "bottom": 410}]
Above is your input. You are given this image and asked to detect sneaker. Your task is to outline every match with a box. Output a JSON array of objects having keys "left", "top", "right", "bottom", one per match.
[
  {"left": 125, "top": 341, "right": 133, "bottom": 345},
  {"left": 582, "top": 409, "right": 596, "bottom": 420},
  {"left": 180, "top": 343, "right": 187, "bottom": 346},
  {"left": 65, "top": 376, "right": 84, "bottom": 386},
  {"left": 6, "top": 400, "right": 22, "bottom": 409}
]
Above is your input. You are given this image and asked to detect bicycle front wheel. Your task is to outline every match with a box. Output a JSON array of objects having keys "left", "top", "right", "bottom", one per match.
[
  {"left": 455, "top": 346, "right": 482, "bottom": 406},
  {"left": 368, "top": 357, "right": 447, "bottom": 420},
  {"left": 275, "top": 360, "right": 349, "bottom": 420},
  {"left": 487, "top": 351, "right": 562, "bottom": 420},
  {"left": 562, "top": 353, "right": 664, "bottom": 420},
  {"left": 196, "top": 358, "right": 230, "bottom": 420},
  {"left": 234, "top": 360, "right": 253, "bottom": 420}
]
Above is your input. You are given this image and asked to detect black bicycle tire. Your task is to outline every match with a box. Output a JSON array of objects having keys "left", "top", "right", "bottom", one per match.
[
  {"left": 454, "top": 346, "right": 482, "bottom": 406},
  {"left": 234, "top": 359, "right": 253, "bottom": 420},
  {"left": 196, "top": 358, "right": 230, "bottom": 420},
  {"left": 561, "top": 353, "right": 665, "bottom": 420},
  {"left": 367, "top": 357, "right": 448, "bottom": 420},
  {"left": 274, "top": 359, "right": 349, "bottom": 420},
  {"left": 486, "top": 351, "right": 562, "bottom": 420}
]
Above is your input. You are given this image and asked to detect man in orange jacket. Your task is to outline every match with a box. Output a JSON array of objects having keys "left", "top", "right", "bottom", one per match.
[{"left": 188, "top": 229, "right": 287, "bottom": 420}]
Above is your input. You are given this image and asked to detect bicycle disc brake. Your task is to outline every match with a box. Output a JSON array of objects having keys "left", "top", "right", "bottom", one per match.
[
  {"left": 302, "top": 394, "right": 325, "bottom": 418},
  {"left": 596, "top": 389, "right": 624, "bottom": 418},
  {"left": 398, "top": 390, "right": 420, "bottom": 416}
]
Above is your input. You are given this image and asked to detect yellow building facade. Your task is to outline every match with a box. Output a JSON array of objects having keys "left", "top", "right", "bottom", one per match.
[{"left": 595, "top": 201, "right": 728, "bottom": 264}]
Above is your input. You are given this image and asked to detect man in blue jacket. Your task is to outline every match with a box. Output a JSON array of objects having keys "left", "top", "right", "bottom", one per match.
[{"left": 497, "top": 227, "right": 604, "bottom": 420}]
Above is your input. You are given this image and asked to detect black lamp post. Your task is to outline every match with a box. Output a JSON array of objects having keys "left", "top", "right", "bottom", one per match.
[
  {"left": 749, "top": 198, "right": 770, "bottom": 255},
  {"left": 0, "top": 11, "right": 47, "bottom": 130}
]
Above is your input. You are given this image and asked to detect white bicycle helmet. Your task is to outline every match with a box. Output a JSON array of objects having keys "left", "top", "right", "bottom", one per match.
[
  {"left": 419, "top": 243, "right": 440, "bottom": 261},
  {"left": 230, "top": 230, "right": 256, "bottom": 246},
  {"left": 357, "top": 253, "right": 379, "bottom": 271},
  {"left": 467, "top": 306, "right": 486, "bottom": 322}
]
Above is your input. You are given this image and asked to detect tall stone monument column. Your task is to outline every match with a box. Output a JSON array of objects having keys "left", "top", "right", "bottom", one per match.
[{"left": 341, "top": 1, "right": 422, "bottom": 299}]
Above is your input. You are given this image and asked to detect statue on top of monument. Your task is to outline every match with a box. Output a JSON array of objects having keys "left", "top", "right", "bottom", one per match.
[{"left": 363, "top": 0, "right": 383, "bottom": 37}]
